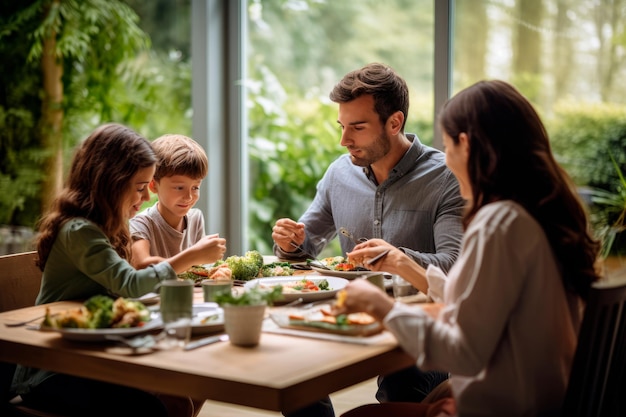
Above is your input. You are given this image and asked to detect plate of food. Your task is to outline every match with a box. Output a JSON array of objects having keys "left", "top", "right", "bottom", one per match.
[
  {"left": 269, "top": 306, "right": 383, "bottom": 336},
  {"left": 191, "top": 303, "right": 224, "bottom": 335},
  {"left": 308, "top": 256, "right": 377, "bottom": 279},
  {"left": 309, "top": 257, "right": 393, "bottom": 288},
  {"left": 40, "top": 318, "right": 162, "bottom": 342},
  {"left": 178, "top": 264, "right": 233, "bottom": 285},
  {"left": 243, "top": 276, "right": 348, "bottom": 302},
  {"left": 39, "top": 295, "right": 161, "bottom": 342}
]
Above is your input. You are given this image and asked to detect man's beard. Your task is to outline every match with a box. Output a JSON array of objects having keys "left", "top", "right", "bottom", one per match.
[{"left": 349, "top": 131, "right": 391, "bottom": 167}]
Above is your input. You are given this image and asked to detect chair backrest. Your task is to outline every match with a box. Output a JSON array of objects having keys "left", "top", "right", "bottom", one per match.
[
  {"left": 561, "top": 278, "right": 626, "bottom": 417},
  {"left": 0, "top": 251, "right": 42, "bottom": 312},
  {"left": 0, "top": 252, "right": 69, "bottom": 416}
]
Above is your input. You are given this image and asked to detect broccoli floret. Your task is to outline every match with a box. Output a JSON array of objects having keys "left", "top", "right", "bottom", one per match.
[
  {"left": 84, "top": 295, "right": 114, "bottom": 328},
  {"left": 225, "top": 255, "right": 260, "bottom": 281},
  {"left": 260, "top": 262, "right": 294, "bottom": 277},
  {"left": 246, "top": 250, "right": 264, "bottom": 269}
]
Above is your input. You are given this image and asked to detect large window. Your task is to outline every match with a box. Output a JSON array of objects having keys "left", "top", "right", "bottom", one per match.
[{"left": 189, "top": 0, "right": 625, "bottom": 256}]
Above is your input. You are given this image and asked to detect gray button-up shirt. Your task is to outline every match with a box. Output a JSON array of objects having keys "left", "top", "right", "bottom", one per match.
[{"left": 274, "top": 134, "right": 464, "bottom": 273}]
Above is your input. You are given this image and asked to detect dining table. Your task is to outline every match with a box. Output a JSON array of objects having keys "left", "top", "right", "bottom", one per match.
[{"left": 0, "top": 271, "right": 418, "bottom": 413}]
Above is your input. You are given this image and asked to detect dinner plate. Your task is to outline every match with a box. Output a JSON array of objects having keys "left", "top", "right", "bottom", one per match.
[
  {"left": 310, "top": 267, "right": 394, "bottom": 287},
  {"left": 309, "top": 266, "right": 379, "bottom": 279},
  {"left": 244, "top": 276, "right": 348, "bottom": 302},
  {"left": 191, "top": 303, "right": 224, "bottom": 335},
  {"left": 40, "top": 318, "right": 162, "bottom": 342}
]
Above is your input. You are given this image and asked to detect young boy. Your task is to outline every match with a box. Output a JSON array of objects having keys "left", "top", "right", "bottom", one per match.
[{"left": 130, "top": 134, "right": 214, "bottom": 269}]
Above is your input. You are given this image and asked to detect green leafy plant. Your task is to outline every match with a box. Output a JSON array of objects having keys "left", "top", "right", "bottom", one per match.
[
  {"left": 549, "top": 102, "right": 626, "bottom": 255},
  {"left": 213, "top": 285, "right": 283, "bottom": 306},
  {"left": 591, "top": 153, "right": 626, "bottom": 258}
]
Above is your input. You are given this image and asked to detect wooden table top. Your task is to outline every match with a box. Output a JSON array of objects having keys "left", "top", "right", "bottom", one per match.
[{"left": 0, "top": 299, "right": 414, "bottom": 413}]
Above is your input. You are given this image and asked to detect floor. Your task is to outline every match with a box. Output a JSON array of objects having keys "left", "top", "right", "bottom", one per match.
[{"left": 197, "top": 377, "right": 378, "bottom": 417}]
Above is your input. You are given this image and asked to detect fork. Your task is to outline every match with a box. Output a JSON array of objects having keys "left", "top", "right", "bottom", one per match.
[
  {"left": 289, "top": 242, "right": 332, "bottom": 270},
  {"left": 4, "top": 314, "right": 46, "bottom": 327},
  {"left": 105, "top": 331, "right": 166, "bottom": 350},
  {"left": 339, "top": 227, "right": 367, "bottom": 245}
]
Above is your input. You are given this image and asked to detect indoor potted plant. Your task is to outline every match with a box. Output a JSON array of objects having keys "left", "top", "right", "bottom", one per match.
[{"left": 213, "top": 285, "right": 283, "bottom": 347}]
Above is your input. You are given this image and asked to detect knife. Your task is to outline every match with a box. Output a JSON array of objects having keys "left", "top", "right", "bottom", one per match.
[{"left": 184, "top": 334, "right": 229, "bottom": 351}]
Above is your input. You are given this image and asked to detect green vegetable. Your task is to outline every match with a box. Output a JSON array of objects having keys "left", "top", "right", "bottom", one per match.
[
  {"left": 335, "top": 314, "right": 349, "bottom": 326},
  {"left": 220, "top": 250, "right": 264, "bottom": 281},
  {"left": 213, "top": 285, "right": 283, "bottom": 306},
  {"left": 317, "top": 279, "right": 330, "bottom": 290},
  {"left": 246, "top": 250, "right": 264, "bottom": 269},
  {"left": 260, "top": 262, "right": 294, "bottom": 277},
  {"left": 84, "top": 295, "right": 115, "bottom": 328}
]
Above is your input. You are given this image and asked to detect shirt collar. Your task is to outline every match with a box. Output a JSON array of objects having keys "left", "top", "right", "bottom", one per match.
[{"left": 362, "top": 133, "right": 423, "bottom": 181}]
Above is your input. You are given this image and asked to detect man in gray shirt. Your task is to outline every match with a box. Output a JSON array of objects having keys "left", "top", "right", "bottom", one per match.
[{"left": 272, "top": 63, "right": 464, "bottom": 417}]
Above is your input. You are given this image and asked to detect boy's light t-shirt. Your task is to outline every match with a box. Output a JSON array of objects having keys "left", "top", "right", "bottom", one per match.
[{"left": 130, "top": 202, "right": 206, "bottom": 258}]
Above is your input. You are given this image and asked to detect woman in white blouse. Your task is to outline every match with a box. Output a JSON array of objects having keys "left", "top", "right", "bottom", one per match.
[{"left": 337, "top": 80, "right": 601, "bottom": 417}]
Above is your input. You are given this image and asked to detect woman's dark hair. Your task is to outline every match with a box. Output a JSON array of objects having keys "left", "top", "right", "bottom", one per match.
[
  {"left": 438, "top": 80, "right": 600, "bottom": 299},
  {"left": 35, "top": 123, "right": 156, "bottom": 269},
  {"left": 329, "top": 62, "right": 409, "bottom": 131}
]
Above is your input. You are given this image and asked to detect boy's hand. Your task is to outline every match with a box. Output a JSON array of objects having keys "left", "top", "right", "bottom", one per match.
[{"left": 199, "top": 233, "right": 226, "bottom": 263}]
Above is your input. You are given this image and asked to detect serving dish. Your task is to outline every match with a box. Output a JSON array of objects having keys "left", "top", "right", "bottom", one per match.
[
  {"left": 244, "top": 276, "right": 348, "bottom": 302},
  {"left": 269, "top": 307, "right": 383, "bottom": 336}
]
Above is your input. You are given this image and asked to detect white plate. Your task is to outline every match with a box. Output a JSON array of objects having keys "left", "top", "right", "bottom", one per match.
[
  {"left": 310, "top": 266, "right": 379, "bottom": 279},
  {"left": 40, "top": 319, "right": 162, "bottom": 342},
  {"left": 244, "top": 276, "right": 348, "bottom": 302},
  {"left": 132, "top": 292, "right": 160, "bottom": 305},
  {"left": 269, "top": 307, "right": 383, "bottom": 336},
  {"left": 191, "top": 303, "right": 224, "bottom": 335}
]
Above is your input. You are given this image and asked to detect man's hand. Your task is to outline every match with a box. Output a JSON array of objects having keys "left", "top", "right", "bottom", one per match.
[{"left": 272, "top": 218, "right": 306, "bottom": 252}]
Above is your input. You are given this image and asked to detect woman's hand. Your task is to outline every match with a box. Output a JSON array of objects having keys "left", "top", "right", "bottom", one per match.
[
  {"left": 347, "top": 239, "right": 404, "bottom": 273},
  {"left": 332, "top": 279, "right": 395, "bottom": 321}
]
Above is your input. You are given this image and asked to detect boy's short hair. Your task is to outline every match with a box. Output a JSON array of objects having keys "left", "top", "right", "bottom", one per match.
[{"left": 151, "top": 134, "right": 208, "bottom": 180}]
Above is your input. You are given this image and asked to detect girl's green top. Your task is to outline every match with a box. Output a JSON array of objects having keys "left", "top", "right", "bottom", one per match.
[{"left": 12, "top": 217, "right": 175, "bottom": 394}]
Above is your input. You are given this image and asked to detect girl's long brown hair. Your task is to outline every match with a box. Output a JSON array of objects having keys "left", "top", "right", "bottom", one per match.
[
  {"left": 35, "top": 123, "right": 156, "bottom": 269},
  {"left": 438, "top": 80, "right": 601, "bottom": 299}
]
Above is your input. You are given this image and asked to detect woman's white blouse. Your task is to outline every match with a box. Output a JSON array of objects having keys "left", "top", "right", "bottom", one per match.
[{"left": 384, "top": 200, "right": 582, "bottom": 417}]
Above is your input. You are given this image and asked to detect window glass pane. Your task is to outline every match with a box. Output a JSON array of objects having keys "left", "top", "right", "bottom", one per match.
[
  {"left": 453, "top": 0, "right": 626, "bottom": 104},
  {"left": 246, "top": 0, "right": 435, "bottom": 254},
  {"left": 452, "top": 0, "right": 626, "bottom": 256}
]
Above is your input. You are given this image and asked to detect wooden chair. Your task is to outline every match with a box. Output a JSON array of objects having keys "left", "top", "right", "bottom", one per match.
[
  {"left": 0, "top": 251, "right": 42, "bottom": 313},
  {"left": 561, "top": 278, "right": 626, "bottom": 417},
  {"left": 0, "top": 251, "right": 67, "bottom": 417}
]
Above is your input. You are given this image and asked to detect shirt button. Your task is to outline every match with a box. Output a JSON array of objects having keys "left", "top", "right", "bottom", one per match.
[{"left": 374, "top": 220, "right": 380, "bottom": 225}]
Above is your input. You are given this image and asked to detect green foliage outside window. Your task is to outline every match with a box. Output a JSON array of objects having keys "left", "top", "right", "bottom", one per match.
[{"left": 549, "top": 102, "right": 626, "bottom": 256}]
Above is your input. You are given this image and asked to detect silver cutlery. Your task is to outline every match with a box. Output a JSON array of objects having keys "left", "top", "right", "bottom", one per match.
[
  {"left": 282, "top": 297, "right": 304, "bottom": 307},
  {"left": 184, "top": 333, "right": 229, "bottom": 351},
  {"left": 4, "top": 314, "right": 46, "bottom": 327},
  {"left": 365, "top": 249, "right": 391, "bottom": 267},
  {"left": 105, "top": 331, "right": 166, "bottom": 350},
  {"left": 339, "top": 227, "right": 367, "bottom": 245},
  {"left": 289, "top": 242, "right": 332, "bottom": 270}
]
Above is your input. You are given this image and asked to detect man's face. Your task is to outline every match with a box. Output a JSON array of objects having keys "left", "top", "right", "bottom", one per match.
[{"left": 337, "top": 95, "right": 391, "bottom": 167}]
